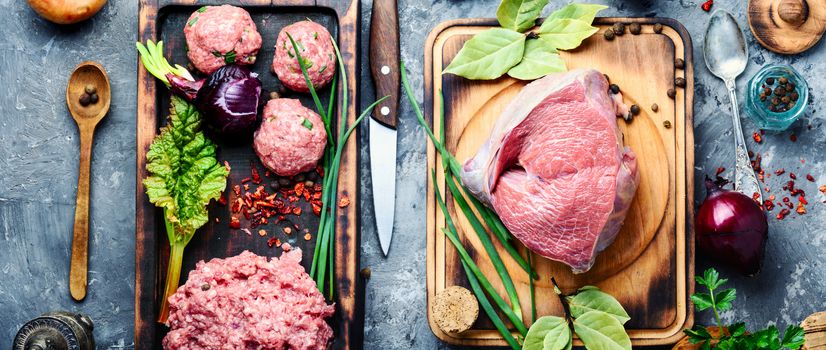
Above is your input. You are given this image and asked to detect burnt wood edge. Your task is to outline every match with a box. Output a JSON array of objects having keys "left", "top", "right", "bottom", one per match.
[
  {"left": 135, "top": 1, "right": 361, "bottom": 350},
  {"left": 422, "top": 16, "right": 697, "bottom": 346}
]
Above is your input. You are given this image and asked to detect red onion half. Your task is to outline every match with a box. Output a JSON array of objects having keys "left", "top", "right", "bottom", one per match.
[{"left": 695, "top": 176, "right": 768, "bottom": 276}]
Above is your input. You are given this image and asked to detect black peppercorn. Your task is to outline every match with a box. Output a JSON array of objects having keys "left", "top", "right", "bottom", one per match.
[
  {"left": 771, "top": 97, "right": 780, "bottom": 106},
  {"left": 79, "top": 93, "right": 91, "bottom": 106},
  {"left": 663, "top": 120, "right": 672, "bottom": 128},
  {"left": 84, "top": 84, "right": 96, "bottom": 95},
  {"left": 789, "top": 101, "right": 796, "bottom": 109},
  {"left": 765, "top": 77, "right": 775, "bottom": 85},
  {"left": 790, "top": 91, "right": 799, "bottom": 101},
  {"left": 778, "top": 76, "right": 788, "bottom": 85},
  {"left": 651, "top": 103, "right": 659, "bottom": 112},
  {"left": 675, "top": 77, "right": 686, "bottom": 88},
  {"left": 603, "top": 29, "right": 615, "bottom": 41},
  {"left": 675, "top": 58, "right": 685, "bottom": 69},
  {"left": 609, "top": 84, "right": 620, "bottom": 94},
  {"left": 781, "top": 96, "right": 790, "bottom": 104},
  {"left": 653, "top": 23, "right": 664, "bottom": 33},
  {"left": 630, "top": 104, "right": 641, "bottom": 115},
  {"left": 787, "top": 82, "right": 795, "bottom": 91},
  {"left": 89, "top": 93, "right": 99, "bottom": 104},
  {"left": 667, "top": 88, "right": 676, "bottom": 99},
  {"left": 775, "top": 87, "right": 786, "bottom": 96},
  {"left": 612, "top": 23, "right": 625, "bottom": 35},
  {"left": 629, "top": 23, "right": 642, "bottom": 35},
  {"left": 201, "top": 283, "right": 210, "bottom": 291}
]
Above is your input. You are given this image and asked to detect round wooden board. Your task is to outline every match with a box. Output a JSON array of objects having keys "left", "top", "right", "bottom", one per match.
[
  {"left": 453, "top": 79, "right": 670, "bottom": 289},
  {"left": 747, "top": 0, "right": 826, "bottom": 54}
]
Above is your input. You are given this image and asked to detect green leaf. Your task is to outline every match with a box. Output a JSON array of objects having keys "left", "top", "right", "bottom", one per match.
[
  {"left": 144, "top": 96, "right": 228, "bottom": 241},
  {"left": 684, "top": 326, "right": 713, "bottom": 344},
  {"left": 302, "top": 118, "right": 314, "bottom": 130},
  {"left": 523, "top": 316, "right": 570, "bottom": 350},
  {"left": 750, "top": 325, "right": 782, "bottom": 349},
  {"left": 699, "top": 268, "right": 727, "bottom": 290},
  {"left": 781, "top": 325, "right": 805, "bottom": 349},
  {"left": 197, "top": 6, "right": 208, "bottom": 12},
  {"left": 574, "top": 311, "right": 632, "bottom": 350},
  {"left": 224, "top": 50, "right": 236, "bottom": 64},
  {"left": 538, "top": 18, "right": 598, "bottom": 50},
  {"left": 714, "top": 288, "right": 737, "bottom": 311},
  {"left": 729, "top": 322, "right": 747, "bottom": 338},
  {"left": 547, "top": 4, "right": 608, "bottom": 24},
  {"left": 507, "top": 39, "right": 566, "bottom": 80},
  {"left": 690, "top": 292, "right": 714, "bottom": 311},
  {"left": 567, "top": 286, "right": 630, "bottom": 325},
  {"left": 444, "top": 28, "right": 526, "bottom": 80},
  {"left": 496, "top": 0, "right": 550, "bottom": 32}
]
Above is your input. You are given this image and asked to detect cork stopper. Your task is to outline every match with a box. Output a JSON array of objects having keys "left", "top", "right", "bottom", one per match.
[{"left": 431, "top": 286, "right": 479, "bottom": 334}]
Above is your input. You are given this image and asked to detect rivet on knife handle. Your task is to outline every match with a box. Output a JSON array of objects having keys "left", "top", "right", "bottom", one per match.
[{"left": 369, "top": 0, "right": 400, "bottom": 129}]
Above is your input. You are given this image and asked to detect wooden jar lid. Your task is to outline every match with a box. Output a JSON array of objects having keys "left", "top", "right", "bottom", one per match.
[{"left": 747, "top": 0, "right": 826, "bottom": 54}]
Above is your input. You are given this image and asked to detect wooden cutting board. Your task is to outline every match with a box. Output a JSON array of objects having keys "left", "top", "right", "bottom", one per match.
[
  {"left": 135, "top": 1, "right": 361, "bottom": 349},
  {"left": 424, "top": 18, "right": 695, "bottom": 347}
]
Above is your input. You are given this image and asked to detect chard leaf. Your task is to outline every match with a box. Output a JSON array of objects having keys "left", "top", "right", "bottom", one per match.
[
  {"left": 523, "top": 316, "right": 570, "bottom": 350},
  {"left": 573, "top": 311, "right": 632, "bottom": 350},
  {"left": 567, "top": 286, "right": 631, "bottom": 325},
  {"left": 538, "top": 18, "right": 598, "bottom": 51},
  {"left": 781, "top": 325, "right": 805, "bottom": 349},
  {"left": 444, "top": 28, "right": 526, "bottom": 80},
  {"left": 547, "top": 4, "right": 608, "bottom": 24},
  {"left": 144, "top": 96, "right": 228, "bottom": 240},
  {"left": 507, "top": 37, "right": 566, "bottom": 80},
  {"left": 496, "top": 0, "right": 550, "bottom": 32}
]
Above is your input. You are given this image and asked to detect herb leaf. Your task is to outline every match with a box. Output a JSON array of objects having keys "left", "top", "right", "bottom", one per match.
[
  {"left": 444, "top": 28, "right": 526, "bottom": 80},
  {"left": 698, "top": 268, "right": 727, "bottom": 290},
  {"left": 538, "top": 18, "right": 599, "bottom": 51},
  {"left": 547, "top": 3, "right": 608, "bottom": 24},
  {"left": 496, "top": 0, "right": 550, "bottom": 32},
  {"left": 684, "top": 326, "right": 713, "bottom": 344},
  {"left": 567, "top": 286, "right": 630, "bottom": 325},
  {"left": 574, "top": 311, "right": 632, "bottom": 350},
  {"left": 507, "top": 37, "right": 566, "bottom": 80},
  {"left": 224, "top": 50, "right": 237, "bottom": 64},
  {"left": 714, "top": 288, "right": 737, "bottom": 311},
  {"left": 302, "top": 118, "right": 314, "bottom": 130},
  {"left": 690, "top": 292, "right": 715, "bottom": 311},
  {"left": 523, "top": 316, "right": 570, "bottom": 350},
  {"left": 781, "top": 325, "right": 805, "bottom": 349}
]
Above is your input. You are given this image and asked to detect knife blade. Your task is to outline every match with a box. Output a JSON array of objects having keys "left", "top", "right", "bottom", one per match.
[{"left": 369, "top": 0, "right": 400, "bottom": 256}]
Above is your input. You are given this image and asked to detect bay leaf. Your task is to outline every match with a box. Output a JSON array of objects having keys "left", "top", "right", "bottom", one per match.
[
  {"left": 538, "top": 18, "right": 598, "bottom": 51},
  {"left": 547, "top": 4, "right": 608, "bottom": 24},
  {"left": 444, "top": 28, "right": 526, "bottom": 80},
  {"left": 568, "top": 287, "right": 631, "bottom": 325},
  {"left": 507, "top": 39, "right": 566, "bottom": 80},
  {"left": 573, "top": 311, "right": 632, "bottom": 350},
  {"left": 523, "top": 316, "right": 571, "bottom": 350},
  {"left": 496, "top": 0, "right": 550, "bottom": 32}
]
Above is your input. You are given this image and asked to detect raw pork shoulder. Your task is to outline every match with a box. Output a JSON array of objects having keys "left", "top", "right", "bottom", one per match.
[{"left": 461, "top": 69, "right": 639, "bottom": 273}]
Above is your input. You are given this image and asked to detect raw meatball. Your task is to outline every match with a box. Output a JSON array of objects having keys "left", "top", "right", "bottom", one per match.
[
  {"left": 272, "top": 20, "right": 337, "bottom": 92},
  {"left": 254, "top": 99, "right": 327, "bottom": 177},
  {"left": 184, "top": 5, "right": 262, "bottom": 74},
  {"left": 163, "top": 250, "right": 335, "bottom": 350}
]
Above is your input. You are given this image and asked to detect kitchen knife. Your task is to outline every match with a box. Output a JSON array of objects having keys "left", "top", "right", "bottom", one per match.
[{"left": 369, "top": 0, "right": 400, "bottom": 257}]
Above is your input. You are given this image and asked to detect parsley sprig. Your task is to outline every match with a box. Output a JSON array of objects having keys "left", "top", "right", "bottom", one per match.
[{"left": 685, "top": 268, "right": 805, "bottom": 350}]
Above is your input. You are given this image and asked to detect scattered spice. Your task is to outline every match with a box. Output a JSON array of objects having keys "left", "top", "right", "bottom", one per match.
[
  {"left": 629, "top": 23, "right": 642, "bottom": 35},
  {"left": 796, "top": 202, "right": 807, "bottom": 215},
  {"left": 752, "top": 132, "right": 762, "bottom": 143},
  {"left": 630, "top": 104, "right": 641, "bottom": 116},
  {"left": 675, "top": 58, "right": 685, "bottom": 69},
  {"left": 258, "top": 229, "right": 267, "bottom": 237},
  {"left": 667, "top": 88, "right": 676, "bottom": 99},
  {"left": 777, "top": 208, "right": 790, "bottom": 220},
  {"left": 701, "top": 0, "right": 714, "bottom": 12},
  {"left": 790, "top": 134, "right": 797, "bottom": 142},
  {"left": 304, "top": 233, "right": 312, "bottom": 241},
  {"left": 675, "top": 77, "right": 686, "bottom": 88},
  {"left": 603, "top": 28, "right": 615, "bottom": 41},
  {"left": 609, "top": 84, "right": 620, "bottom": 94},
  {"left": 790, "top": 172, "right": 797, "bottom": 180},
  {"left": 360, "top": 267, "right": 372, "bottom": 279},
  {"left": 339, "top": 195, "right": 351, "bottom": 208},
  {"left": 651, "top": 103, "right": 659, "bottom": 112},
  {"left": 653, "top": 23, "right": 664, "bottom": 34},
  {"left": 663, "top": 120, "right": 672, "bottom": 129},
  {"left": 716, "top": 167, "right": 726, "bottom": 176},
  {"left": 612, "top": 23, "right": 625, "bottom": 35},
  {"left": 283, "top": 227, "right": 292, "bottom": 234},
  {"left": 807, "top": 174, "right": 815, "bottom": 182}
]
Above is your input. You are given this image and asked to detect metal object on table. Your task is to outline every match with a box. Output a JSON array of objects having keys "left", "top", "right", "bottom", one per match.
[
  {"left": 704, "top": 10, "right": 763, "bottom": 203},
  {"left": 369, "top": 0, "right": 400, "bottom": 256},
  {"left": 13, "top": 311, "right": 95, "bottom": 350}
]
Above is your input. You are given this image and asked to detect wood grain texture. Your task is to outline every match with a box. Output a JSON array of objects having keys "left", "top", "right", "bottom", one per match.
[
  {"left": 66, "top": 61, "right": 111, "bottom": 302},
  {"left": 425, "top": 17, "right": 695, "bottom": 347},
  {"left": 369, "top": 0, "right": 400, "bottom": 128},
  {"left": 747, "top": 0, "right": 826, "bottom": 54},
  {"left": 803, "top": 312, "right": 826, "bottom": 350},
  {"left": 135, "top": 1, "right": 361, "bottom": 349}
]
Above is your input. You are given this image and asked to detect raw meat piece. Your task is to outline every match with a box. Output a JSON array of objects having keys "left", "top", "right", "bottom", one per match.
[{"left": 461, "top": 69, "right": 639, "bottom": 273}]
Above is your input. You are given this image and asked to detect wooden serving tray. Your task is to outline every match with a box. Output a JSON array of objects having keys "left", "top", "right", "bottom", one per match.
[
  {"left": 424, "top": 18, "right": 695, "bottom": 347},
  {"left": 135, "top": 1, "right": 360, "bottom": 349}
]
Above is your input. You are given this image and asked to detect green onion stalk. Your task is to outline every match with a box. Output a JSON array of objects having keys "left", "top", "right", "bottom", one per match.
[
  {"left": 401, "top": 62, "right": 537, "bottom": 343},
  {"left": 286, "top": 34, "right": 388, "bottom": 298}
]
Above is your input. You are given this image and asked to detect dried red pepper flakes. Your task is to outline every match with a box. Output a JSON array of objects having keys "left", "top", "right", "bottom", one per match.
[
  {"left": 820, "top": 185, "right": 826, "bottom": 195},
  {"left": 701, "top": 0, "right": 713, "bottom": 11},
  {"left": 774, "top": 168, "right": 785, "bottom": 176},
  {"left": 716, "top": 167, "right": 726, "bottom": 176},
  {"left": 764, "top": 200, "right": 775, "bottom": 211},
  {"left": 777, "top": 208, "right": 790, "bottom": 220},
  {"left": 229, "top": 216, "right": 241, "bottom": 229},
  {"left": 339, "top": 195, "right": 351, "bottom": 208},
  {"left": 233, "top": 185, "right": 241, "bottom": 196},
  {"left": 796, "top": 202, "right": 807, "bottom": 214},
  {"left": 251, "top": 164, "right": 261, "bottom": 184},
  {"left": 783, "top": 197, "right": 791, "bottom": 203},
  {"left": 294, "top": 182, "right": 305, "bottom": 196},
  {"left": 807, "top": 174, "right": 815, "bottom": 182},
  {"left": 790, "top": 133, "right": 797, "bottom": 142},
  {"left": 218, "top": 193, "right": 227, "bottom": 206},
  {"left": 790, "top": 172, "right": 797, "bottom": 180},
  {"left": 752, "top": 132, "right": 762, "bottom": 143},
  {"left": 267, "top": 237, "right": 279, "bottom": 247},
  {"left": 799, "top": 195, "right": 808, "bottom": 205},
  {"left": 292, "top": 207, "right": 302, "bottom": 215}
]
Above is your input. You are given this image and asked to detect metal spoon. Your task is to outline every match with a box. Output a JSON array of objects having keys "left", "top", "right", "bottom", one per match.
[
  {"left": 66, "top": 61, "right": 111, "bottom": 301},
  {"left": 704, "top": 10, "right": 762, "bottom": 203}
]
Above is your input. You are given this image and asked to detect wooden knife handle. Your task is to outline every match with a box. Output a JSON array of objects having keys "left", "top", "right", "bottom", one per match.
[
  {"left": 369, "top": 0, "right": 400, "bottom": 129},
  {"left": 70, "top": 127, "right": 94, "bottom": 301}
]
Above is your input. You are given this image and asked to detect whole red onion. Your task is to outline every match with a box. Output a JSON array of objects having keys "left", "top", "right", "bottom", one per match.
[{"left": 695, "top": 176, "right": 768, "bottom": 276}]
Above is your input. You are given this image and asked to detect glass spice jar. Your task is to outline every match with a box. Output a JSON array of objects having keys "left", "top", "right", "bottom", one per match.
[{"left": 745, "top": 64, "right": 808, "bottom": 132}]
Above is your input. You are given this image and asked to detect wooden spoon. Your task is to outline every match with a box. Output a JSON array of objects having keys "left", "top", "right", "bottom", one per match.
[{"left": 66, "top": 61, "right": 110, "bottom": 301}]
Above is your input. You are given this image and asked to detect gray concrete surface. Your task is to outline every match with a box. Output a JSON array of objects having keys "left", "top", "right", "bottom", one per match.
[{"left": 1, "top": 0, "right": 824, "bottom": 349}]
